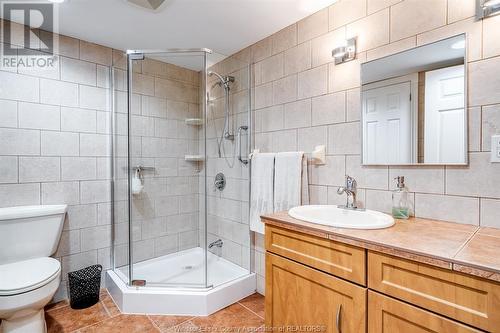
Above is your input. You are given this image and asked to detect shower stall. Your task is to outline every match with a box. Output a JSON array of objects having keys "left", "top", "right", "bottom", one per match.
[{"left": 106, "top": 49, "right": 255, "bottom": 315}]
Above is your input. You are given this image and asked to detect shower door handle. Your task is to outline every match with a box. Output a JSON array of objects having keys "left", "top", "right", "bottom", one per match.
[{"left": 237, "top": 125, "right": 249, "bottom": 165}]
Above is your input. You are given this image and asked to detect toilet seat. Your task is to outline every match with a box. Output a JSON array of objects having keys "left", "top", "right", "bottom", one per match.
[{"left": 0, "top": 257, "right": 61, "bottom": 296}]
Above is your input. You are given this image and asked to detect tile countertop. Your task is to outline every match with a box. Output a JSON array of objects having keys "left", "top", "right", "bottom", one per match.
[{"left": 261, "top": 211, "right": 500, "bottom": 283}]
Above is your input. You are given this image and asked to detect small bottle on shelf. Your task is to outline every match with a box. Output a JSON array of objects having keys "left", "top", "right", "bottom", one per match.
[{"left": 392, "top": 176, "right": 410, "bottom": 220}]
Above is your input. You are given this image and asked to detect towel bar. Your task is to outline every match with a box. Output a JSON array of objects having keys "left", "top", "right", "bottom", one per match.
[
  {"left": 248, "top": 146, "right": 326, "bottom": 165},
  {"left": 122, "top": 166, "right": 156, "bottom": 172}
]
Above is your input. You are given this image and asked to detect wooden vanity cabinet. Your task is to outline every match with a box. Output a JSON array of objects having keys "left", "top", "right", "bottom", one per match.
[
  {"left": 264, "top": 222, "right": 499, "bottom": 333},
  {"left": 265, "top": 252, "right": 366, "bottom": 333}
]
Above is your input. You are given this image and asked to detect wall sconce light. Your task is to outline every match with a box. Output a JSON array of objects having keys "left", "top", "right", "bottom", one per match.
[
  {"left": 476, "top": 0, "right": 500, "bottom": 19},
  {"left": 332, "top": 37, "right": 357, "bottom": 65}
]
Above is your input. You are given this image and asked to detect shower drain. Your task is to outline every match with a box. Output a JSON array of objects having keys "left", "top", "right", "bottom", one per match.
[{"left": 183, "top": 265, "right": 193, "bottom": 270}]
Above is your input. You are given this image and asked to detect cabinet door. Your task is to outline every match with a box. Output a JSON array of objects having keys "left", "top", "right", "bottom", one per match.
[
  {"left": 266, "top": 253, "right": 366, "bottom": 333},
  {"left": 368, "top": 291, "right": 482, "bottom": 333}
]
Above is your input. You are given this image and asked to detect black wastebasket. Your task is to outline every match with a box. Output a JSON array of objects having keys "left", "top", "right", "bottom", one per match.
[{"left": 67, "top": 264, "right": 102, "bottom": 309}]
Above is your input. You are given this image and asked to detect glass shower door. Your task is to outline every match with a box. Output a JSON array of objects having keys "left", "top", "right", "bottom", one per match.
[
  {"left": 123, "top": 50, "right": 209, "bottom": 288},
  {"left": 205, "top": 53, "right": 252, "bottom": 288},
  {"left": 111, "top": 63, "right": 132, "bottom": 284}
]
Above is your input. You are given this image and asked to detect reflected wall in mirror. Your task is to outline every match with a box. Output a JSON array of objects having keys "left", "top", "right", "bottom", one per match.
[{"left": 361, "top": 34, "right": 467, "bottom": 165}]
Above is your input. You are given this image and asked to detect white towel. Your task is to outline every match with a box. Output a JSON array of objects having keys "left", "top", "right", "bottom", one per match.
[
  {"left": 274, "top": 152, "right": 309, "bottom": 213},
  {"left": 250, "top": 153, "right": 275, "bottom": 234}
]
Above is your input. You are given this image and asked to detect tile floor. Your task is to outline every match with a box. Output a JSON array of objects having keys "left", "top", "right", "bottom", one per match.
[{"left": 44, "top": 290, "right": 265, "bottom": 333}]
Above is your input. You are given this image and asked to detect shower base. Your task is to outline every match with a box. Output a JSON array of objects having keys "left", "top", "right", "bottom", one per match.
[{"left": 106, "top": 247, "right": 256, "bottom": 316}]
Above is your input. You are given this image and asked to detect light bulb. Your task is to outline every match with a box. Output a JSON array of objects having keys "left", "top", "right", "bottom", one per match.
[
  {"left": 484, "top": 0, "right": 500, "bottom": 6},
  {"left": 333, "top": 47, "right": 346, "bottom": 58}
]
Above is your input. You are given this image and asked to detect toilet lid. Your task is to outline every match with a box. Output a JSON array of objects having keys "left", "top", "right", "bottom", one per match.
[{"left": 0, "top": 257, "right": 60, "bottom": 296}]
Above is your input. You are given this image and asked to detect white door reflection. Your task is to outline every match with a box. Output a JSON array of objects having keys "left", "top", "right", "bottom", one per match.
[
  {"left": 424, "top": 65, "right": 465, "bottom": 164},
  {"left": 362, "top": 78, "right": 414, "bottom": 164}
]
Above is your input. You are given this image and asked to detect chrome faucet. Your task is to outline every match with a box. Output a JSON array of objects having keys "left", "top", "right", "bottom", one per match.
[
  {"left": 208, "top": 239, "right": 223, "bottom": 249},
  {"left": 337, "top": 175, "right": 360, "bottom": 210}
]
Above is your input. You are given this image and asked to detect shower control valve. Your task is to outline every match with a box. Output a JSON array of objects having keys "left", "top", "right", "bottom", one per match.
[{"left": 214, "top": 173, "right": 226, "bottom": 191}]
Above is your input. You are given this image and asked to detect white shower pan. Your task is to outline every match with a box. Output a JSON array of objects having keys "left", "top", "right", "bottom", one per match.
[{"left": 106, "top": 247, "right": 256, "bottom": 316}]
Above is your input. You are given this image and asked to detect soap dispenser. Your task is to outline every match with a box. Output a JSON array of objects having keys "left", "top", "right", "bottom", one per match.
[{"left": 392, "top": 176, "right": 410, "bottom": 219}]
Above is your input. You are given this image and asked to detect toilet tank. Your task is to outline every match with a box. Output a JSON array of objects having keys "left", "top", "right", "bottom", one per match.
[{"left": 0, "top": 205, "right": 67, "bottom": 265}]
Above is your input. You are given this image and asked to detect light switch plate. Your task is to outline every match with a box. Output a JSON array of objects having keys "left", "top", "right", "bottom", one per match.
[{"left": 492, "top": 135, "right": 500, "bottom": 163}]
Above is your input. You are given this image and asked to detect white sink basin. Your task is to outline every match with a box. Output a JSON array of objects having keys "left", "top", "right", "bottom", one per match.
[{"left": 288, "top": 205, "right": 395, "bottom": 230}]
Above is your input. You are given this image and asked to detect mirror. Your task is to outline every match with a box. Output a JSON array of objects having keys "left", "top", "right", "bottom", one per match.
[{"left": 361, "top": 34, "right": 467, "bottom": 165}]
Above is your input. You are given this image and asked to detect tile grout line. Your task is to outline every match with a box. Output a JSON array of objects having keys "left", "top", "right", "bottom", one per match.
[
  {"left": 147, "top": 314, "right": 195, "bottom": 333},
  {"left": 237, "top": 301, "right": 265, "bottom": 320},
  {"left": 68, "top": 313, "right": 115, "bottom": 333},
  {"left": 146, "top": 315, "right": 163, "bottom": 333},
  {"left": 46, "top": 297, "right": 115, "bottom": 332},
  {"left": 101, "top": 301, "right": 112, "bottom": 317},
  {"left": 451, "top": 226, "right": 481, "bottom": 259},
  {"left": 102, "top": 290, "right": 122, "bottom": 318},
  {"left": 45, "top": 300, "right": 70, "bottom": 313}
]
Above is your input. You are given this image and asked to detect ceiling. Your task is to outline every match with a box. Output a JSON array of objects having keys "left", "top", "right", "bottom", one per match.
[{"left": 21, "top": 0, "right": 338, "bottom": 69}]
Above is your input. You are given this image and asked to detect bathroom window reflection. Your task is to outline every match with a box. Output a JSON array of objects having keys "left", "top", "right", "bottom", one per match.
[{"left": 360, "top": 34, "right": 467, "bottom": 165}]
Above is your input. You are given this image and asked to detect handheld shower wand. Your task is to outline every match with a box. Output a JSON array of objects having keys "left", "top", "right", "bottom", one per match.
[{"left": 208, "top": 71, "right": 235, "bottom": 141}]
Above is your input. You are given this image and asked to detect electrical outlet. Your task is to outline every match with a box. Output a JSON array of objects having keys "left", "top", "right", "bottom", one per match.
[{"left": 492, "top": 135, "right": 500, "bottom": 163}]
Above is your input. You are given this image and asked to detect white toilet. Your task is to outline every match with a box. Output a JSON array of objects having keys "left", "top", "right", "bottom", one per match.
[{"left": 0, "top": 205, "right": 67, "bottom": 333}]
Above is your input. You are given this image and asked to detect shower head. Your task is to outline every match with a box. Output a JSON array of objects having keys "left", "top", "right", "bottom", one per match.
[
  {"left": 208, "top": 71, "right": 224, "bottom": 82},
  {"left": 208, "top": 71, "right": 234, "bottom": 90}
]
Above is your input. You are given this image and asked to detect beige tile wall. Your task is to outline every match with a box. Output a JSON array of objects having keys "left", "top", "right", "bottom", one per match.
[
  {"left": 212, "top": 0, "right": 500, "bottom": 294},
  {"left": 204, "top": 58, "right": 252, "bottom": 270},
  {"left": 0, "top": 20, "right": 201, "bottom": 299},
  {"left": 0, "top": 21, "right": 115, "bottom": 300},
  {"left": 112, "top": 55, "right": 202, "bottom": 275}
]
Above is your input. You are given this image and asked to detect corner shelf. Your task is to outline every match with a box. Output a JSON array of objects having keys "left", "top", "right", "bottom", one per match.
[
  {"left": 185, "top": 118, "right": 203, "bottom": 126},
  {"left": 185, "top": 155, "right": 205, "bottom": 162}
]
